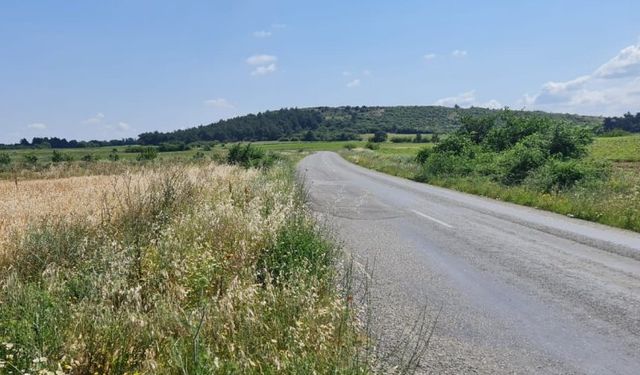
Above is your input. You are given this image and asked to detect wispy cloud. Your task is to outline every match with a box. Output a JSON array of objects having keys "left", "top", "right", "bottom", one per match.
[
  {"left": 27, "top": 123, "right": 47, "bottom": 130},
  {"left": 523, "top": 41, "right": 640, "bottom": 115},
  {"left": 252, "top": 30, "right": 272, "bottom": 38},
  {"left": 204, "top": 98, "right": 235, "bottom": 109},
  {"left": 362, "top": 69, "right": 372, "bottom": 76},
  {"left": 435, "top": 90, "right": 501, "bottom": 109},
  {"left": 423, "top": 53, "right": 436, "bottom": 61},
  {"left": 246, "top": 54, "right": 278, "bottom": 76},
  {"left": 452, "top": 49, "right": 468, "bottom": 58},
  {"left": 251, "top": 63, "right": 277, "bottom": 76},
  {"left": 83, "top": 112, "right": 105, "bottom": 124},
  {"left": 246, "top": 54, "right": 277, "bottom": 65},
  {"left": 346, "top": 79, "right": 361, "bottom": 88},
  {"left": 271, "top": 23, "right": 287, "bottom": 29}
]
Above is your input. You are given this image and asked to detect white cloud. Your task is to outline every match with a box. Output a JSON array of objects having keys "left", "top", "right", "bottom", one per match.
[
  {"left": 362, "top": 69, "right": 372, "bottom": 76},
  {"left": 342, "top": 71, "right": 352, "bottom": 76},
  {"left": 252, "top": 30, "right": 272, "bottom": 38},
  {"left": 27, "top": 123, "right": 47, "bottom": 130},
  {"left": 346, "top": 79, "right": 361, "bottom": 88},
  {"left": 452, "top": 49, "right": 468, "bottom": 58},
  {"left": 271, "top": 23, "right": 287, "bottom": 29},
  {"left": 435, "top": 90, "right": 476, "bottom": 106},
  {"left": 482, "top": 99, "right": 503, "bottom": 109},
  {"left": 423, "top": 53, "right": 436, "bottom": 61},
  {"left": 251, "top": 63, "right": 277, "bottom": 76},
  {"left": 434, "top": 90, "right": 502, "bottom": 109},
  {"left": 246, "top": 54, "right": 277, "bottom": 65},
  {"left": 84, "top": 112, "right": 105, "bottom": 124},
  {"left": 116, "top": 122, "right": 130, "bottom": 131},
  {"left": 204, "top": 98, "right": 235, "bottom": 109},
  {"left": 524, "top": 41, "right": 640, "bottom": 115}
]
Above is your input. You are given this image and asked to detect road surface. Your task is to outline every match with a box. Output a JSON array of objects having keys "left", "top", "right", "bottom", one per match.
[{"left": 298, "top": 152, "right": 640, "bottom": 374}]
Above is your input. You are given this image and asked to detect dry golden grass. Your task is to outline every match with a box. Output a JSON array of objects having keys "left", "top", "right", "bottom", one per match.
[
  {"left": 0, "top": 175, "right": 116, "bottom": 252},
  {"left": 0, "top": 164, "right": 259, "bottom": 254}
]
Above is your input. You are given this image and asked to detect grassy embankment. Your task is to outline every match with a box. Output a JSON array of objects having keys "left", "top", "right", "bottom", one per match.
[
  {"left": 341, "top": 134, "right": 640, "bottom": 233},
  {"left": 0, "top": 159, "right": 373, "bottom": 374}
]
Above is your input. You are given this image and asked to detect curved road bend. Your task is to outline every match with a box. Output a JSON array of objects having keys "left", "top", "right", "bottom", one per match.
[{"left": 298, "top": 151, "right": 640, "bottom": 375}]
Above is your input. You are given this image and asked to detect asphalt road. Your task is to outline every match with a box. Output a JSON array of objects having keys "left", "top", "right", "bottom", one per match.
[{"left": 298, "top": 152, "right": 640, "bottom": 375}]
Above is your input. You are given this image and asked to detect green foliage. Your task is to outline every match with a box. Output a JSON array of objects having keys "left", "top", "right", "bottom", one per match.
[
  {"left": 415, "top": 147, "right": 432, "bottom": 164},
  {"left": 134, "top": 106, "right": 602, "bottom": 145},
  {"left": 343, "top": 143, "right": 356, "bottom": 150},
  {"left": 365, "top": 141, "right": 380, "bottom": 150},
  {"left": 158, "top": 142, "right": 190, "bottom": 152},
  {"left": 226, "top": 143, "right": 275, "bottom": 168},
  {"left": 51, "top": 150, "right": 73, "bottom": 163},
  {"left": 417, "top": 111, "right": 604, "bottom": 191},
  {"left": 108, "top": 149, "right": 120, "bottom": 161},
  {"left": 526, "top": 159, "right": 609, "bottom": 193},
  {"left": 81, "top": 153, "right": 96, "bottom": 162},
  {"left": 258, "top": 215, "right": 334, "bottom": 284},
  {"left": 390, "top": 135, "right": 413, "bottom": 143},
  {"left": 23, "top": 153, "right": 38, "bottom": 165},
  {"left": 370, "top": 130, "right": 388, "bottom": 143},
  {"left": 0, "top": 152, "right": 11, "bottom": 166},
  {"left": 136, "top": 147, "right": 158, "bottom": 161}
]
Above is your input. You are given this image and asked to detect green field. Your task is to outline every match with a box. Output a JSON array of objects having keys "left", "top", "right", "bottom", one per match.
[{"left": 589, "top": 134, "right": 640, "bottom": 162}]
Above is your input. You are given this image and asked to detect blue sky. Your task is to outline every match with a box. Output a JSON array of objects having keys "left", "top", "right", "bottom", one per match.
[{"left": 2, "top": 0, "right": 640, "bottom": 143}]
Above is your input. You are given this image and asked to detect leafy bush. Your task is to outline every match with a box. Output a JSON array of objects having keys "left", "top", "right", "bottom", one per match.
[
  {"left": 390, "top": 136, "right": 413, "bottom": 143},
  {"left": 23, "top": 153, "right": 38, "bottom": 165},
  {"left": 0, "top": 152, "right": 11, "bottom": 166},
  {"left": 526, "top": 159, "right": 609, "bottom": 192},
  {"left": 497, "top": 136, "right": 548, "bottom": 184},
  {"left": 136, "top": 147, "right": 158, "bottom": 161},
  {"left": 370, "top": 130, "right": 388, "bottom": 143},
  {"left": 343, "top": 143, "right": 356, "bottom": 150},
  {"left": 226, "top": 143, "right": 274, "bottom": 168},
  {"left": 81, "top": 153, "right": 97, "bottom": 162},
  {"left": 51, "top": 150, "right": 73, "bottom": 163},
  {"left": 158, "top": 142, "right": 190, "bottom": 152},
  {"left": 416, "top": 111, "right": 604, "bottom": 191},
  {"left": 415, "top": 147, "right": 432, "bottom": 164},
  {"left": 365, "top": 141, "right": 380, "bottom": 150},
  {"left": 433, "top": 134, "right": 475, "bottom": 157}
]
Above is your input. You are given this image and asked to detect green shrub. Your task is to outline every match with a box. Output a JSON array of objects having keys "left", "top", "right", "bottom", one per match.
[
  {"left": 108, "top": 150, "right": 120, "bottom": 161},
  {"left": 51, "top": 150, "right": 73, "bottom": 163},
  {"left": 226, "top": 143, "right": 275, "bottom": 168},
  {"left": 497, "top": 135, "right": 548, "bottom": 185},
  {"left": 370, "top": 130, "right": 387, "bottom": 143},
  {"left": 527, "top": 159, "right": 608, "bottom": 192},
  {"left": 158, "top": 142, "right": 190, "bottom": 152},
  {"left": 433, "top": 134, "right": 475, "bottom": 157},
  {"left": 365, "top": 141, "right": 380, "bottom": 150},
  {"left": 23, "top": 153, "right": 38, "bottom": 165},
  {"left": 81, "top": 153, "right": 97, "bottom": 162},
  {"left": 0, "top": 152, "right": 11, "bottom": 166},
  {"left": 390, "top": 136, "right": 413, "bottom": 143},
  {"left": 136, "top": 147, "right": 158, "bottom": 161},
  {"left": 415, "top": 147, "right": 432, "bottom": 164},
  {"left": 343, "top": 143, "right": 357, "bottom": 150}
]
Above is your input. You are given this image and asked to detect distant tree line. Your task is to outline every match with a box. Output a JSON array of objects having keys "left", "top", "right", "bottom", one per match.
[
  {"left": 602, "top": 112, "right": 640, "bottom": 133},
  {"left": 0, "top": 137, "right": 137, "bottom": 150},
  {"left": 0, "top": 106, "right": 606, "bottom": 149}
]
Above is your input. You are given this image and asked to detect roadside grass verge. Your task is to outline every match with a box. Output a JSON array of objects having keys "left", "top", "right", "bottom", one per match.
[
  {"left": 0, "top": 161, "right": 371, "bottom": 374},
  {"left": 340, "top": 150, "right": 640, "bottom": 233}
]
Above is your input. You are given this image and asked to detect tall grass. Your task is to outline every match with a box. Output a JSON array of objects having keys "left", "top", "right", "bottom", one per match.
[{"left": 0, "top": 162, "right": 370, "bottom": 374}]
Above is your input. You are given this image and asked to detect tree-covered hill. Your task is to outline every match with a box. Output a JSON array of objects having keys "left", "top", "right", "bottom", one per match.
[{"left": 138, "top": 106, "right": 603, "bottom": 144}]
